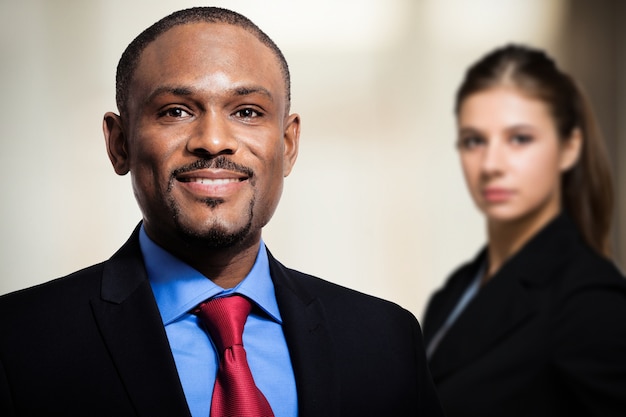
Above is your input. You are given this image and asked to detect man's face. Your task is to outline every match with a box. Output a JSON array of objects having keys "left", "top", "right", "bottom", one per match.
[{"left": 105, "top": 23, "right": 300, "bottom": 253}]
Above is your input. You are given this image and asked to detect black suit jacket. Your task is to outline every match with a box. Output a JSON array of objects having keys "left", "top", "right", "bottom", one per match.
[
  {"left": 422, "top": 213, "right": 626, "bottom": 416},
  {"left": 0, "top": 226, "right": 443, "bottom": 416}
]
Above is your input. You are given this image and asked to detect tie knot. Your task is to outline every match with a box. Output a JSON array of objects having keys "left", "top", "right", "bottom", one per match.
[{"left": 195, "top": 295, "right": 252, "bottom": 352}]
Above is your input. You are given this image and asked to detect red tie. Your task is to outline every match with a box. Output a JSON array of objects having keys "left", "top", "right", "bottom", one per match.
[{"left": 195, "top": 295, "right": 275, "bottom": 417}]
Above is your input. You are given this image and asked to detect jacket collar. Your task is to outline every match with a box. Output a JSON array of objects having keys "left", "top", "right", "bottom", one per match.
[
  {"left": 94, "top": 225, "right": 340, "bottom": 417},
  {"left": 92, "top": 224, "right": 191, "bottom": 416},
  {"left": 427, "top": 212, "right": 581, "bottom": 381},
  {"left": 268, "top": 250, "right": 341, "bottom": 417}
]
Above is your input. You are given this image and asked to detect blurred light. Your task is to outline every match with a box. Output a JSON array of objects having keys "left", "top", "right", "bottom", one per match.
[
  {"left": 423, "top": 0, "right": 566, "bottom": 48},
  {"left": 211, "top": 0, "right": 410, "bottom": 51}
]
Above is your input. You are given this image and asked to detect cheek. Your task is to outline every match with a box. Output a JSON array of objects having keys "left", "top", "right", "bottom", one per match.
[
  {"left": 250, "top": 136, "right": 285, "bottom": 178},
  {"left": 514, "top": 151, "right": 561, "bottom": 187},
  {"left": 252, "top": 147, "right": 285, "bottom": 215},
  {"left": 128, "top": 137, "right": 178, "bottom": 197},
  {"left": 130, "top": 129, "right": 180, "bottom": 170},
  {"left": 258, "top": 157, "right": 284, "bottom": 201},
  {"left": 511, "top": 151, "right": 562, "bottom": 207}
]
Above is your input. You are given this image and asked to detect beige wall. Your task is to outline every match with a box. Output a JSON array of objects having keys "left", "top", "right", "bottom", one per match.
[
  {"left": 1, "top": 0, "right": 621, "bottom": 320},
  {"left": 558, "top": 0, "right": 626, "bottom": 269}
]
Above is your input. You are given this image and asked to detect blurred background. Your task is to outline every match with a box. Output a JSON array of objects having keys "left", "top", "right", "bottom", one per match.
[{"left": 0, "top": 0, "right": 623, "bottom": 320}]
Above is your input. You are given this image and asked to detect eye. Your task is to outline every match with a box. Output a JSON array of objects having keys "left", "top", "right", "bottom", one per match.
[
  {"left": 458, "top": 135, "right": 485, "bottom": 150},
  {"left": 510, "top": 133, "right": 533, "bottom": 145},
  {"left": 234, "top": 107, "right": 262, "bottom": 120},
  {"left": 157, "top": 107, "right": 192, "bottom": 119}
]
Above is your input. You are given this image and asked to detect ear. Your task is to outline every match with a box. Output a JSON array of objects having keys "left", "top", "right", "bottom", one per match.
[
  {"left": 559, "top": 127, "right": 583, "bottom": 172},
  {"left": 282, "top": 113, "right": 301, "bottom": 177},
  {"left": 103, "top": 112, "right": 130, "bottom": 175}
]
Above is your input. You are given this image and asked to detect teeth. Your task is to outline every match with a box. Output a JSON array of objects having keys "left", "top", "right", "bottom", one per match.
[{"left": 188, "top": 178, "right": 239, "bottom": 185}]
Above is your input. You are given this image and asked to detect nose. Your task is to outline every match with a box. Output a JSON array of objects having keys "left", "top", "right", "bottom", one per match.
[
  {"left": 481, "top": 140, "right": 505, "bottom": 177},
  {"left": 186, "top": 112, "right": 238, "bottom": 157}
]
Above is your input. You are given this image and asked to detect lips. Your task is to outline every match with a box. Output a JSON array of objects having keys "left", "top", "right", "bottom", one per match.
[
  {"left": 172, "top": 157, "right": 254, "bottom": 180},
  {"left": 176, "top": 170, "right": 248, "bottom": 183},
  {"left": 174, "top": 168, "right": 249, "bottom": 198},
  {"left": 482, "top": 187, "right": 513, "bottom": 203},
  {"left": 170, "top": 156, "right": 254, "bottom": 199},
  {"left": 182, "top": 177, "right": 242, "bottom": 185}
]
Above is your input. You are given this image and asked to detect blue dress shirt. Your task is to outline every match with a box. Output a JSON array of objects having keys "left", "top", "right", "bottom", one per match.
[{"left": 139, "top": 227, "right": 298, "bottom": 417}]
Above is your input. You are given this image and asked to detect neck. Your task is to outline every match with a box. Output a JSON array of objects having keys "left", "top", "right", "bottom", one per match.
[
  {"left": 188, "top": 241, "right": 261, "bottom": 289},
  {"left": 484, "top": 210, "right": 559, "bottom": 283},
  {"left": 150, "top": 229, "right": 262, "bottom": 289}
]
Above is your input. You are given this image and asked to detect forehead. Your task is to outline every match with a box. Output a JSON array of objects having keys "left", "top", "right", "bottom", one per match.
[
  {"left": 459, "top": 86, "right": 552, "bottom": 126},
  {"left": 129, "top": 22, "right": 285, "bottom": 106}
]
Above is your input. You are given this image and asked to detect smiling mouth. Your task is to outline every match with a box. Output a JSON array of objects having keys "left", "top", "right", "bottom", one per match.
[
  {"left": 179, "top": 177, "right": 245, "bottom": 185},
  {"left": 172, "top": 157, "right": 254, "bottom": 182}
]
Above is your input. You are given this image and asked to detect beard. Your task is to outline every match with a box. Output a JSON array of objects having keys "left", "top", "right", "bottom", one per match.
[
  {"left": 167, "top": 194, "right": 255, "bottom": 250},
  {"left": 165, "top": 156, "right": 257, "bottom": 249}
]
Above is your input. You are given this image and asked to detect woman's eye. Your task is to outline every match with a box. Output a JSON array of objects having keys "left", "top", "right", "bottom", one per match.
[
  {"left": 458, "top": 135, "right": 485, "bottom": 149},
  {"left": 510, "top": 134, "right": 533, "bottom": 145}
]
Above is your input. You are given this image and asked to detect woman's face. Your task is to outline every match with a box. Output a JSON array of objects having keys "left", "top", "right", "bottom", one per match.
[{"left": 457, "top": 86, "right": 580, "bottom": 227}]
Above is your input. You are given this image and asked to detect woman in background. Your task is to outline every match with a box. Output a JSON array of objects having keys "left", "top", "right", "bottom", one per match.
[{"left": 422, "top": 44, "right": 626, "bottom": 416}]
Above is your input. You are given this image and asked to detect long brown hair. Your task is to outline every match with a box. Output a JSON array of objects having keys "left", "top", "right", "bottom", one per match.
[{"left": 455, "top": 44, "right": 613, "bottom": 257}]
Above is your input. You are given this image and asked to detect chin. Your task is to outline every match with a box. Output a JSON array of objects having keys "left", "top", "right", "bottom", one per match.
[
  {"left": 177, "top": 221, "right": 253, "bottom": 250},
  {"left": 169, "top": 195, "right": 258, "bottom": 249},
  {"left": 482, "top": 206, "right": 526, "bottom": 224}
]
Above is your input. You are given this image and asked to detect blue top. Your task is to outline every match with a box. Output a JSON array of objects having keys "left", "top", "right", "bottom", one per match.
[
  {"left": 139, "top": 226, "right": 298, "bottom": 417},
  {"left": 426, "top": 262, "right": 484, "bottom": 359}
]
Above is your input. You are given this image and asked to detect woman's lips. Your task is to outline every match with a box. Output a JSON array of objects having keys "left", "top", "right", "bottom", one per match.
[{"left": 482, "top": 188, "right": 513, "bottom": 203}]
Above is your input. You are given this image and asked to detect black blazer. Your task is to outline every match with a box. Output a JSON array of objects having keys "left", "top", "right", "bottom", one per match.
[
  {"left": 422, "top": 213, "right": 626, "bottom": 416},
  {"left": 0, "top": 226, "right": 443, "bottom": 416}
]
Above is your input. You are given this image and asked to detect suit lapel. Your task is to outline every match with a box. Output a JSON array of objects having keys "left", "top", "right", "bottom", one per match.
[
  {"left": 428, "top": 213, "right": 577, "bottom": 382},
  {"left": 428, "top": 263, "right": 538, "bottom": 380},
  {"left": 90, "top": 227, "right": 191, "bottom": 417},
  {"left": 268, "top": 251, "right": 341, "bottom": 417}
]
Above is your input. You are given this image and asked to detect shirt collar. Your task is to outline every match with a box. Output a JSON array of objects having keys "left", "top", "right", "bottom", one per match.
[{"left": 139, "top": 225, "right": 281, "bottom": 325}]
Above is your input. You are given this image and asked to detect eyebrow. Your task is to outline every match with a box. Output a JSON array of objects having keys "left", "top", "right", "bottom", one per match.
[
  {"left": 458, "top": 126, "right": 481, "bottom": 135},
  {"left": 232, "top": 86, "right": 274, "bottom": 102},
  {"left": 145, "top": 84, "right": 274, "bottom": 104},
  {"left": 145, "top": 86, "right": 193, "bottom": 105}
]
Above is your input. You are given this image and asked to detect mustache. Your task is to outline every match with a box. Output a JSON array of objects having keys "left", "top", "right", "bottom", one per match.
[{"left": 171, "top": 156, "right": 254, "bottom": 178}]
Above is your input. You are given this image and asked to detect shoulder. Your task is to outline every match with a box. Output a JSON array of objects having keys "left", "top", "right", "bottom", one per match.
[
  {"left": 562, "top": 245, "right": 623, "bottom": 283},
  {"left": 290, "top": 264, "right": 414, "bottom": 316},
  {"left": 268, "top": 253, "right": 418, "bottom": 326},
  {"left": 0, "top": 225, "right": 143, "bottom": 316},
  {"left": 511, "top": 221, "right": 626, "bottom": 359},
  {"left": 0, "top": 262, "right": 105, "bottom": 325},
  {"left": 533, "top": 231, "right": 626, "bottom": 296},
  {"left": 546, "top": 243, "right": 626, "bottom": 398},
  {"left": 0, "top": 262, "right": 105, "bottom": 300},
  {"left": 547, "top": 242, "right": 626, "bottom": 318},
  {"left": 513, "top": 213, "right": 624, "bottom": 288}
]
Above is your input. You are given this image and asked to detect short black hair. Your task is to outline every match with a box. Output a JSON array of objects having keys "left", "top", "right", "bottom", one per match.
[{"left": 115, "top": 7, "right": 291, "bottom": 118}]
